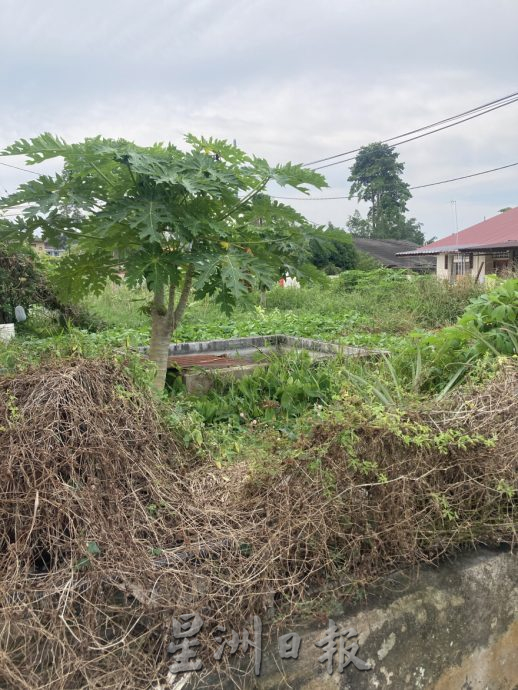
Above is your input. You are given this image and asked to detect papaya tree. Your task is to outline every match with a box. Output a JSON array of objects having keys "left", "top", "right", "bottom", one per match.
[{"left": 0, "top": 134, "right": 326, "bottom": 389}]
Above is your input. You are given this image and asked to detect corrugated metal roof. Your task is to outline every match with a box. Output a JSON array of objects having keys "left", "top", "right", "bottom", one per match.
[
  {"left": 353, "top": 237, "right": 435, "bottom": 268},
  {"left": 396, "top": 207, "right": 518, "bottom": 256}
]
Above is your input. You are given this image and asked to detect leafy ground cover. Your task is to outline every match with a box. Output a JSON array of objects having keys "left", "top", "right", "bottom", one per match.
[
  {"left": 1, "top": 270, "right": 512, "bottom": 464},
  {"left": 81, "top": 270, "right": 482, "bottom": 349}
]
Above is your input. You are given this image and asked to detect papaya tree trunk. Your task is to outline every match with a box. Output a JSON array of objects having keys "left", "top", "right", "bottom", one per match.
[
  {"left": 148, "top": 310, "right": 172, "bottom": 392},
  {"left": 148, "top": 266, "right": 194, "bottom": 392}
]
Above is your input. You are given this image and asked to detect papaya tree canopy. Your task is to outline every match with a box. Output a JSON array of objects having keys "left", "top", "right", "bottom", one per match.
[{"left": 0, "top": 133, "right": 327, "bottom": 388}]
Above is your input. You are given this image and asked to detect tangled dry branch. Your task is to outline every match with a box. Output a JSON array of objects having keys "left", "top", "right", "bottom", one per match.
[{"left": 0, "top": 359, "right": 516, "bottom": 689}]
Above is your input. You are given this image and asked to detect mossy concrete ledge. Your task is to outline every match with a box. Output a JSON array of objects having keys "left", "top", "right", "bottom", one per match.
[
  {"left": 184, "top": 549, "right": 517, "bottom": 690},
  {"left": 140, "top": 335, "right": 388, "bottom": 394},
  {"left": 158, "top": 334, "right": 387, "bottom": 360}
]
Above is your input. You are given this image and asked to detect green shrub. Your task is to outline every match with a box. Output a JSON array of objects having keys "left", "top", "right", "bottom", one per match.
[
  {"left": 191, "top": 351, "right": 342, "bottom": 426},
  {"left": 399, "top": 278, "right": 518, "bottom": 393},
  {"left": 461, "top": 278, "right": 518, "bottom": 349},
  {"left": 0, "top": 246, "right": 104, "bottom": 333},
  {"left": 308, "top": 224, "right": 358, "bottom": 274},
  {"left": 0, "top": 245, "right": 46, "bottom": 324}
]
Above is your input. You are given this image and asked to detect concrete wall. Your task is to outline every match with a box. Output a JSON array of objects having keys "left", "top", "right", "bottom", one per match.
[
  {"left": 186, "top": 549, "right": 517, "bottom": 690},
  {"left": 472, "top": 254, "right": 494, "bottom": 282},
  {"left": 484, "top": 253, "right": 495, "bottom": 276},
  {"left": 436, "top": 253, "right": 450, "bottom": 280}
]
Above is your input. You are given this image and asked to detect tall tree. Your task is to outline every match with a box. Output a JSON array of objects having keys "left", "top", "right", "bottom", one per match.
[
  {"left": 347, "top": 142, "right": 424, "bottom": 244},
  {"left": 0, "top": 134, "right": 326, "bottom": 390}
]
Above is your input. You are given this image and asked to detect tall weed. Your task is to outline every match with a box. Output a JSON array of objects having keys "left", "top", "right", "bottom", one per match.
[{"left": 191, "top": 351, "right": 343, "bottom": 426}]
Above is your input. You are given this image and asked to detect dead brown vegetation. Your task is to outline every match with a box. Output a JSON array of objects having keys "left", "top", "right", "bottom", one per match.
[{"left": 0, "top": 359, "right": 516, "bottom": 689}]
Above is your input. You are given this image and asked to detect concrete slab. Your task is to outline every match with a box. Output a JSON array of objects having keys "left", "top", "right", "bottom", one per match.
[{"left": 140, "top": 335, "right": 387, "bottom": 394}]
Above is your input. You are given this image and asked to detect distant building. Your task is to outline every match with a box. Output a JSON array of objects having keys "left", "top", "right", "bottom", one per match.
[
  {"left": 352, "top": 237, "right": 435, "bottom": 272},
  {"left": 31, "top": 240, "right": 65, "bottom": 258},
  {"left": 396, "top": 207, "right": 518, "bottom": 282}
]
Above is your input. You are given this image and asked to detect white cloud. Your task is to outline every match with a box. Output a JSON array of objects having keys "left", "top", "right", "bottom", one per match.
[{"left": 1, "top": 0, "right": 517, "bottom": 239}]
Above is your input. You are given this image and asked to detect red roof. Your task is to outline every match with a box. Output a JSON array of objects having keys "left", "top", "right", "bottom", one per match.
[{"left": 398, "top": 207, "right": 518, "bottom": 255}]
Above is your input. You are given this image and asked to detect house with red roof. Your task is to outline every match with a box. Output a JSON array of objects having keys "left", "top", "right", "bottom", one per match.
[{"left": 396, "top": 207, "right": 518, "bottom": 282}]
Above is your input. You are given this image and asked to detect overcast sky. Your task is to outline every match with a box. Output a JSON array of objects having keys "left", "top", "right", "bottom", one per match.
[{"left": 1, "top": 0, "right": 517, "bottom": 240}]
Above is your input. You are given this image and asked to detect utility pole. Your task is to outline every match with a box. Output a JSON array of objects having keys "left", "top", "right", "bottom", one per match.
[
  {"left": 450, "top": 200, "right": 461, "bottom": 275},
  {"left": 450, "top": 200, "right": 459, "bottom": 236}
]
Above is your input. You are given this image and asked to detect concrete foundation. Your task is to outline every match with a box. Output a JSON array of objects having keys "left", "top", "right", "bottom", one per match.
[
  {"left": 177, "top": 548, "right": 517, "bottom": 689},
  {"left": 142, "top": 335, "right": 386, "bottom": 394}
]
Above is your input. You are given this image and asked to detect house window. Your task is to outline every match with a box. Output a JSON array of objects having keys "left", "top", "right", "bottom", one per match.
[
  {"left": 453, "top": 255, "right": 470, "bottom": 276},
  {"left": 491, "top": 252, "right": 511, "bottom": 275},
  {"left": 444, "top": 254, "right": 448, "bottom": 270}
]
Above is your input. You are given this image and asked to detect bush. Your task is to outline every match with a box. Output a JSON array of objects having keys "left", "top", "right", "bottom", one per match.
[
  {"left": 399, "top": 278, "right": 518, "bottom": 393},
  {"left": 0, "top": 245, "right": 105, "bottom": 333},
  {"left": 0, "top": 245, "right": 44, "bottom": 324},
  {"left": 192, "top": 351, "right": 341, "bottom": 426},
  {"left": 308, "top": 224, "right": 358, "bottom": 274}
]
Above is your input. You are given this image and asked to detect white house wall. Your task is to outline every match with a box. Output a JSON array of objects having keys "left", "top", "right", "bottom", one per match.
[
  {"left": 436, "top": 253, "right": 450, "bottom": 280},
  {"left": 436, "top": 252, "right": 494, "bottom": 282}
]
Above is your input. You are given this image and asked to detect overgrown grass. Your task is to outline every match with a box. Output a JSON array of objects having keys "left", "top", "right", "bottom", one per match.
[
  {"left": 191, "top": 350, "right": 343, "bottom": 426},
  {"left": 1, "top": 272, "right": 513, "bottom": 476},
  {"left": 1, "top": 259, "right": 515, "bottom": 687},
  {"left": 3, "top": 270, "right": 503, "bottom": 467},
  {"left": 333, "top": 271, "right": 483, "bottom": 331},
  {"left": 81, "top": 271, "right": 482, "bottom": 353},
  {"left": 82, "top": 283, "right": 150, "bottom": 330}
]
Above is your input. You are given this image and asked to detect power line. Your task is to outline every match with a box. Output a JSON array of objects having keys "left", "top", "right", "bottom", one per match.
[
  {"left": 3, "top": 160, "right": 517, "bottom": 216},
  {"left": 0, "top": 160, "right": 39, "bottom": 175},
  {"left": 2, "top": 91, "right": 518, "bottom": 181},
  {"left": 271, "top": 161, "right": 518, "bottom": 200},
  {"left": 2, "top": 160, "right": 517, "bottom": 212},
  {"left": 312, "top": 97, "right": 518, "bottom": 171},
  {"left": 305, "top": 90, "right": 518, "bottom": 167},
  {"left": 307, "top": 91, "right": 518, "bottom": 170},
  {"left": 410, "top": 161, "right": 518, "bottom": 190}
]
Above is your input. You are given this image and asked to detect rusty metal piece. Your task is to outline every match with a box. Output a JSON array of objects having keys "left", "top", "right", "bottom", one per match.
[{"left": 167, "top": 353, "right": 252, "bottom": 370}]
